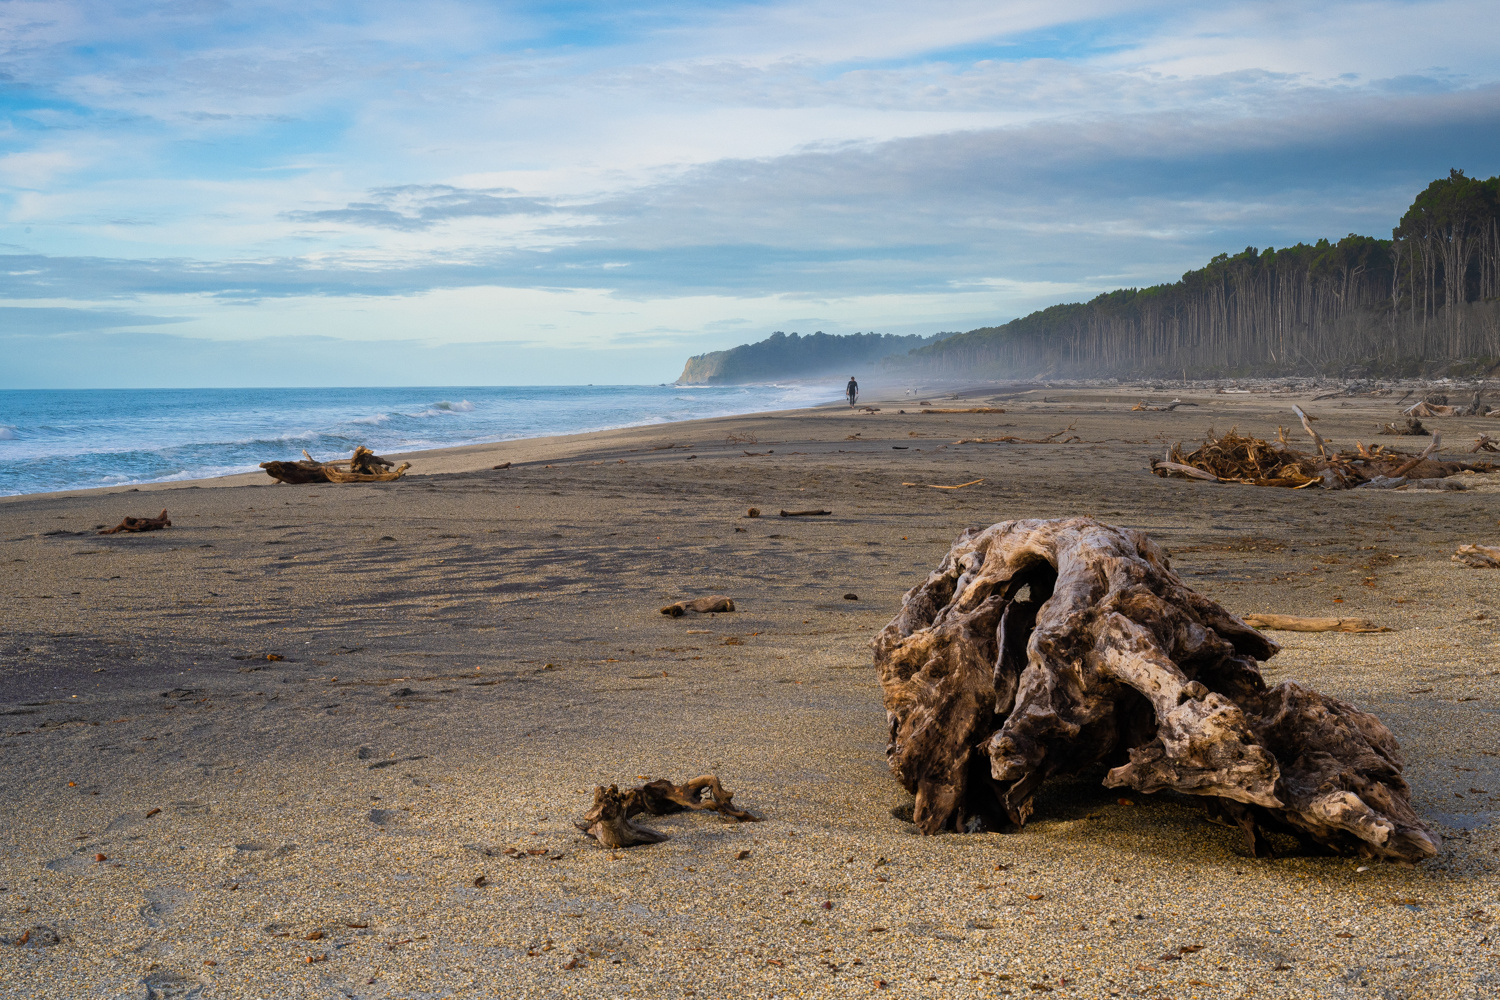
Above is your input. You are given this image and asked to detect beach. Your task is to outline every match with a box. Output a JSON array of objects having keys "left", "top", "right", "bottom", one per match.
[{"left": 2, "top": 385, "right": 1498, "bottom": 999}]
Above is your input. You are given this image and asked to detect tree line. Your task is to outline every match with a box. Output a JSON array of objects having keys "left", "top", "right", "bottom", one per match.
[
  {"left": 678, "top": 329, "right": 950, "bottom": 383},
  {"left": 900, "top": 170, "right": 1500, "bottom": 378}
]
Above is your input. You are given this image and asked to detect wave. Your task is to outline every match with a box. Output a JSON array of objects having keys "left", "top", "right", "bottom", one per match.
[
  {"left": 432, "top": 399, "right": 474, "bottom": 412},
  {"left": 0, "top": 425, "right": 15, "bottom": 440}
]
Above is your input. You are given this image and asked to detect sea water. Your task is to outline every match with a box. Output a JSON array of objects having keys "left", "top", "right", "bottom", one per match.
[{"left": 0, "top": 383, "right": 837, "bottom": 497}]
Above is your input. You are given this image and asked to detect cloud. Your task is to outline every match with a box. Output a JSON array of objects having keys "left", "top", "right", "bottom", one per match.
[
  {"left": 284, "top": 185, "right": 559, "bottom": 231},
  {"left": 0, "top": 304, "right": 188, "bottom": 333}
]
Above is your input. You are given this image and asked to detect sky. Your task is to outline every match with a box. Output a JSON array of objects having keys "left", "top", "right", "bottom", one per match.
[{"left": 2, "top": 0, "right": 1498, "bottom": 387}]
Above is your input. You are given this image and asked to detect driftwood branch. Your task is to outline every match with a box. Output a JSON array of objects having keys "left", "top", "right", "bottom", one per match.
[
  {"left": 99, "top": 510, "right": 170, "bottom": 535},
  {"left": 1454, "top": 544, "right": 1500, "bottom": 568},
  {"left": 575, "top": 775, "right": 759, "bottom": 848},
  {"left": 874, "top": 517, "right": 1438, "bottom": 861},
  {"left": 902, "top": 479, "right": 985, "bottom": 490},
  {"left": 1389, "top": 434, "right": 1441, "bottom": 478},
  {"left": 1241, "top": 614, "right": 1391, "bottom": 633},
  {"left": 779, "top": 509, "right": 831, "bottom": 517},
  {"left": 660, "top": 596, "right": 735, "bottom": 617},
  {"left": 1292, "top": 405, "right": 1329, "bottom": 457}
]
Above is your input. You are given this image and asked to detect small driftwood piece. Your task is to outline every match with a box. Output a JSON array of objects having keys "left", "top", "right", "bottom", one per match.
[
  {"left": 874, "top": 517, "right": 1438, "bottom": 860},
  {"left": 1241, "top": 614, "right": 1391, "bottom": 633},
  {"left": 660, "top": 595, "right": 735, "bottom": 617},
  {"left": 99, "top": 509, "right": 171, "bottom": 535},
  {"left": 576, "top": 775, "right": 759, "bottom": 848},
  {"left": 1473, "top": 435, "right": 1498, "bottom": 454},
  {"left": 1453, "top": 544, "right": 1500, "bottom": 568},
  {"left": 902, "top": 479, "right": 985, "bottom": 490},
  {"left": 1379, "top": 418, "right": 1429, "bottom": 436},
  {"left": 779, "top": 509, "right": 832, "bottom": 517},
  {"left": 920, "top": 407, "right": 1006, "bottom": 414},
  {"left": 1132, "top": 399, "right": 1196, "bottom": 411}
]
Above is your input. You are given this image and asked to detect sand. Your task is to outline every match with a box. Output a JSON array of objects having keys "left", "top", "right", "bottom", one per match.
[{"left": 1, "top": 385, "right": 1497, "bottom": 999}]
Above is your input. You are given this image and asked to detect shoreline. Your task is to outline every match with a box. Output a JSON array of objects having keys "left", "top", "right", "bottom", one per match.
[
  {"left": 0, "top": 397, "right": 851, "bottom": 504},
  {"left": 2, "top": 373, "right": 1438, "bottom": 503}
]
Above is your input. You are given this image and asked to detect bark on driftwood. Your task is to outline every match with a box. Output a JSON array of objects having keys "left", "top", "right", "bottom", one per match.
[
  {"left": 575, "top": 775, "right": 759, "bottom": 848},
  {"left": 99, "top": 510, "right": 171, "bottom": 535},
  {"left": 660, "top": 595, "right": 735, "bottom": 617},
  {"left": 874, "top": 517, "right": 1438, "bottom": 861}
]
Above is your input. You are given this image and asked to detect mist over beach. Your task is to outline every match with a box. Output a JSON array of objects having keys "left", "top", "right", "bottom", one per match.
[{"left": 4, "top": 2, "right": 1500, "bottom": 998}]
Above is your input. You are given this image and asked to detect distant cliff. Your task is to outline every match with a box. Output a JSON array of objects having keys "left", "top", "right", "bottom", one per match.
[{"left": 677, "top": 330, "right": 948, "bottom": 384}]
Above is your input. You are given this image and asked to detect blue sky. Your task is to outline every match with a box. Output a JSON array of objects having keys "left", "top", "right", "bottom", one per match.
[{"left": 2, "top": 0, "right": 1498, "bottom": 387}]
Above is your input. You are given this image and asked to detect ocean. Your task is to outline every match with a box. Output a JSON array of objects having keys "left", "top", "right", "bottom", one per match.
[{"left": 0, "top": 383, "right": 837, "bottom": 497}]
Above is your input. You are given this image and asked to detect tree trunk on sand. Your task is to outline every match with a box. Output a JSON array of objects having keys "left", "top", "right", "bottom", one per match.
[{"left": 873, "top": 517, "right": 1439, "bottom": 861}]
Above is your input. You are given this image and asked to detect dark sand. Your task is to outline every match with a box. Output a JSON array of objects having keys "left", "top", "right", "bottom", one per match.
[{"left": 1, "top": 386, "right": 1497, "bottom": 998}]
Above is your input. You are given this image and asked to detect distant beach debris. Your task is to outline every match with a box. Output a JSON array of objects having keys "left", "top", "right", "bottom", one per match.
[
  {"left": 919, "top": 406, "right": 1004, "bottom": 414},
  {"left": 875, "top": 516, "right": 1439, "bottom": 860},
  {"left": 1131, "top": 399, "right": 1196, "bottom": 411},
  {"left": 660, "top": 595, "right": 735, "bottom": 617},
  {"left": 779, "top": 508, "right": 832, "bottom": 516},
  {"left": 260, "top": 446, "right": 410, "bottom": 485},
  {"left": 724, "top": 432, "right": 758, "bottom": 445},
  {"left": 575, "top": 775, "right": 759, "bottom": 849},
  {"left": 99, "top": 509, "right": 171, "bottom": 535}
]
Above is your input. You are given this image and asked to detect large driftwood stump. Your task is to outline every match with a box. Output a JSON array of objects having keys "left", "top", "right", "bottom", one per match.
[{"left": 874, "top": 518, "right": 1438, "bottom": 861}]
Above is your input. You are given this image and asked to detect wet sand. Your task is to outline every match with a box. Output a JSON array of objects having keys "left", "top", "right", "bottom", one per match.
[{"left": 2, "top": 385, "right": 1498, "bottom": 999}]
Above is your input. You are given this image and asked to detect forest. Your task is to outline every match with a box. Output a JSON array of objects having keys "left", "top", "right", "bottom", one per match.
[
  {"left": 677, "top": 329, "right": 950, "bottom": 383},
  {"left": 900, "top": 170, "right": 1500, "bottom": 378}
]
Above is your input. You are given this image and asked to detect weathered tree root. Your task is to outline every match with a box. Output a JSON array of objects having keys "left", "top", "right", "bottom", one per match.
[
  {"left": 575, "top": 775, "right": 759, "bottom": 848},
  {"left": 99, "top": 510, "right": 171, "bottom": 535},
  {"left": 874, "top": 517, "right": 1438, "bottom": 861},
  {"left": 660, "top": 596, "right": 735, "bottom": 617}
]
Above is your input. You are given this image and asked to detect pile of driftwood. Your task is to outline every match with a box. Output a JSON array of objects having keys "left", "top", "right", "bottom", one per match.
[
  {"left": 260, "top": 447, "right": 410, "bottom": 485},
  {"left": 1152, "top": 407, "right": 1492, "bottom": 489},
  {"left": 874, "top": 517, "right": 1438, "bottom": 861}
]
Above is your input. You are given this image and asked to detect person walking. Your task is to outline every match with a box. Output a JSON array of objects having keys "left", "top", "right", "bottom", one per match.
[{"left": 846, "top": 376, "right": 859, "bottom": 407}]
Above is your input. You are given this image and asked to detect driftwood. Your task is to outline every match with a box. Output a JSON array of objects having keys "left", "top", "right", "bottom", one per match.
[
  {"left": 1154, "top": 414, "right": 1486, "bottom": 489},
  {"left": 1379, "top": 418, "right": 1429, "bottom": 436},
  {"left": 779, "top": 509, "right": 831, "bottom": 517},
  {"left": 99, "top": 510, "right": 171, "bottom": 535},
  {"left": 902, "top": 479, "right": 985, "bottom": 490},
  {"left": 1453, "top": 544, "right": 1500, "bottom": 568},
  {"left": 921, "top": 407, "right": 1006, "bottom": 414},
  {"left": 1405, "top": 400, "right": 1455, "bottom": 417},
  {"left": 575, "top": 775, "right": 759, "bottom": 848},
  {"left": 660, "top": 595, "right": 735, "bottom": 617},
  {"left": 1241, "top": 614, "right": 1391, "bottom": 633},
  {"left": 1132, "top": 399, "right": 1197, "bottom": 411},
  {"left": 955, "top": 424, "right": 1079, "bottom": 446},
  {"left": 1473, "top": 435, "right": 1499, "bottom": 453},
  {"left": 260, "top": 447, "right": 410, "bottom": 485},
  {"left": 874, "top": 518, "right": 1438, "bottom": 861}
]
